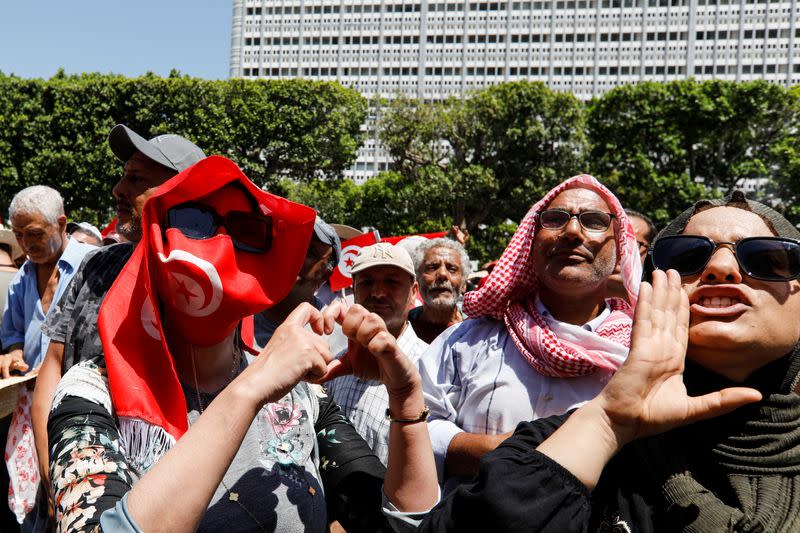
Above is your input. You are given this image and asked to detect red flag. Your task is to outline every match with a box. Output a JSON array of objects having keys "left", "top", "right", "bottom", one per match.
[
  {"left": 329, "top": 231, "right": 448, "bottom": 291},
  {"left": 329, "top": 231, "right": 379, "bottom": 291},
  {"left": 381, "top": 231, "right": 446, "bottom": 245},
  {"left": 98, "top": 156, "right": 316, "bottom": 440},
  {"left": 100, "top": 217, "right": 118, "bottom": 237}
]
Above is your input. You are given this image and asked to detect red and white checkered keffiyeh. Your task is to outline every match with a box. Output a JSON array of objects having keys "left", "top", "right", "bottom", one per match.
[{"left": 463, "top": 174, "right": 641, "bottom": 377}]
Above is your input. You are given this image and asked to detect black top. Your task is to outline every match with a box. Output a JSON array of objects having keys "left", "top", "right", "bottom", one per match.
[{"left": 419, "top": 353, "right": 800, "bottom": 533}]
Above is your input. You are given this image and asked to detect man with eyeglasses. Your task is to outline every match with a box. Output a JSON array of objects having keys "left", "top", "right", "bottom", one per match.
[
  {"left": 31, "top": 125, "right": 206, "bottom": 515},
  {"left": 253, "top": 217, "right": 341, "bottom": 348},
  {"left": 418, "top": 174, "right": 643, "bottom": 494}
]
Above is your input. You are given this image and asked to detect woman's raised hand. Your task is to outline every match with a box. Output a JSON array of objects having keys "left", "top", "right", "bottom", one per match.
[
  {"left": 315, "top": 301, "right": 422, "bottom": 397},
  {"left": 595, "top": 269, "right": 762, "bottom": 447},
  {"left": 239, "top": 302, "right": 335, "bottom": 406}
]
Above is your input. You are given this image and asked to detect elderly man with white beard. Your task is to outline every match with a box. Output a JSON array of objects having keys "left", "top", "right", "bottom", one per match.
[{"left": 408, "top": 238, "right": 471, "bottom": 344}]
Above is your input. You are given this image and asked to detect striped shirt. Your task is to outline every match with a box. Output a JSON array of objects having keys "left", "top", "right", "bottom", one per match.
[{"left": 325, "top": 323, "right": 429, "bottom": 465}]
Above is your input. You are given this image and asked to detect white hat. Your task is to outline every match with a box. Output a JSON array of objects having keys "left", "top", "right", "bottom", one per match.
[
  {"left": 350, "top": 242, "right": 415, "bottom": 278},
  {"left": 67, "top": 221, "right": 103, "bottom": 243},
  {"left": 0, "top": 225, "right": 23, "bottom": 261}
]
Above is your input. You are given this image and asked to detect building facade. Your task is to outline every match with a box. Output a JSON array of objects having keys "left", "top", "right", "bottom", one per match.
[{"left": 230, "top": 0, "right": 800, "bottom": 180}]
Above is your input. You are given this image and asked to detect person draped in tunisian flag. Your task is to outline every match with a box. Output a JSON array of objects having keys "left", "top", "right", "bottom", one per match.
[
  {"left": 45, "top": 156, "right": 439, "bottom": 532},
  {"left": 418, "top": 174, "right": 642, "bottom": 494}
]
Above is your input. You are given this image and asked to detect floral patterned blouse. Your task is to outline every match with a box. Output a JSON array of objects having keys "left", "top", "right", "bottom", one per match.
[{"left": 47, "top": 359, "right": 389, "bottom": 533}]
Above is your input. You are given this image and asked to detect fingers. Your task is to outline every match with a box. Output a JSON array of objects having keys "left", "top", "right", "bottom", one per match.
[
  {"left": 0, "top": 354, "right": 22, "bottom": 379},
  {"left": 339, "top": 304, "right": 371, "bottom": 338},
  {"left": 313, "top": 355, "right": 353, "bottom": 383},
  {"left": 339, "top": 304, "right": 387, "bottom": 346},
  {"left": 629, "top": 270, "right": 688, "bottom": 366},
  {"left": 686, "top": 387, "right": 762, "bottom": 423},
  {"left": 1, "top": 356, "right": 26, "bottom": 378},
  {"left": 365, "top": 330, "right": 399, "bottom": 360},
  {"left": 674, "top": 275, "right": 690, "bottom": 359},
  {"left": 284, "top": 302, "right": 325, "bottom": 335},
  {"left": 303, "top": 349, "right": 332, "bottom": 382},
  {"left": 321, "top": 300, "right": 346, "bottom": 335},
  {"left": 630, "top": 279, "right": 653, "bottom": 349}
]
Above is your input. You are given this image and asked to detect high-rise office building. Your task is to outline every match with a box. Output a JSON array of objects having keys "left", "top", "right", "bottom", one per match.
[{"left": 230, "top": 0, "right": 800, "bottom": 181}]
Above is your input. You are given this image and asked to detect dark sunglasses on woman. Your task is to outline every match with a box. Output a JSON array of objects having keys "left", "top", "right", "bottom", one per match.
[
  {"left": 539, "top": 209, "right": 615, "bottom": 232},
  {"left": 651, "top": 235, "right": 800, "bottom": 282},
  {"left": 167, "top": 202, "right": 273, "bottom": 253}
]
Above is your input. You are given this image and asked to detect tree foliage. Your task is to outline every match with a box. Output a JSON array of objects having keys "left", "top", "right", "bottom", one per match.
[
  {"left": 5, "top": 73, "right": 800, "bottom": 263},
  {"left": 378, "top": 82, "right": 588, "bottom": 232},
  {"left": 285, "top": 82, "right": 587, "bottom": 264},
  {"left": 290, "top": 79, "right": 800, "bottom": 263},
  {"left": 587, "top": 80, "right": 800, "bottom": 225},
  {"left": 0, "top": 72, "right": 366, "bottom": 224}
]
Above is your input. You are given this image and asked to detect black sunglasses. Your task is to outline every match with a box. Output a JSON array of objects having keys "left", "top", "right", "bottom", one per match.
[
  {"left": 651, "top": 235, "right": 800, "bottom": 282},
  {"left": 539, "top": 209, "right": 615, "bottom": 233},
  {"left": 167, "top": 202, "right": 273, "bottom": 253}
]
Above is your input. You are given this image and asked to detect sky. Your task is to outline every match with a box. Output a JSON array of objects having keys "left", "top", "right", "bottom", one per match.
[{"left": 0, "top": 1, "right": 232, "bottom": 79}]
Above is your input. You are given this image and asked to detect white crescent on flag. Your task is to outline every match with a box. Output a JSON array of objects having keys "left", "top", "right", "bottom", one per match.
[
  {"left": 140, "top": 295, "right": 161, "bottom": 341},
  {"left": 337, "top": 244, "right": 364, "bottom": 280},
  {"left": 157, "top": 250, "right": 223, "bottom": 317}
]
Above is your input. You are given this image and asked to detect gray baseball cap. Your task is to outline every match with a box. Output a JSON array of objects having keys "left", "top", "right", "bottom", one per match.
[
  {"left": 313, "top": 216, "right": 342, "bottom": 266},
  {"left": 108, "top": 124, "right": 206, "bottom": 173}
]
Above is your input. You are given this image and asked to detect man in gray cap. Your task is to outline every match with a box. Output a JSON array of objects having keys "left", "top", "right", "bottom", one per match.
[
  {"left": 108, "top": 125, "right": 206, "bottom": 242},
  {"left": 31, "top": 125, "right": 206, "bottom": 505},
  {"left": 253, "top": 216, "right": 342, "bottom": 348}
]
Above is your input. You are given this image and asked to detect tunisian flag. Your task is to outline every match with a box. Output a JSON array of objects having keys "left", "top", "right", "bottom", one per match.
[
  {"left": 328, "top": 230, "right": 448, "bottom": 291},
  {"left": 329, "top": 231, "right": 380, "bottom": 291}
]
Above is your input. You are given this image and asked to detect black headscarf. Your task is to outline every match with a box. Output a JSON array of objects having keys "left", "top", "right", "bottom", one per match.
[{"left": 636, "top": 191, "right": 800, "bottom": 532}]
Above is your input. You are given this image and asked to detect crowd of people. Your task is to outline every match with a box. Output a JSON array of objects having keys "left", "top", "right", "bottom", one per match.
[{"left": 1, "top": 123, "right": 799, "bottom": 533}]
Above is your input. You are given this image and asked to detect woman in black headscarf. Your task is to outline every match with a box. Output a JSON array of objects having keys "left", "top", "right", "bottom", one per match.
[{"left": 409, "top": 191, "right": 800, "bottom": 532}]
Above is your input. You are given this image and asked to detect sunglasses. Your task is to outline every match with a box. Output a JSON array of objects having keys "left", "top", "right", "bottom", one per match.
[
  {"left": 651, "top": 235, "right": 800, "bottom": 282},
  {"left": 167, "top": 202, "right": 273, "bottom": 253},
  {"left": 539, "top": 209, "right": 615, "bottom": 233}
]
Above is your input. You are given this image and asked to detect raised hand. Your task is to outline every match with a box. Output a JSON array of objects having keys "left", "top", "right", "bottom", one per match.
[
  {"left": 238, "top": 302, "right": 335, "bottom": 406},
  {"left": 315, "top": 301, "right": 421, "bottom": 396},
  {"left": 596, "top": 269, "right": 762, "bottom": 446},
  {"left": 538, "top": 269, "right": 763, "bottom": 490}
]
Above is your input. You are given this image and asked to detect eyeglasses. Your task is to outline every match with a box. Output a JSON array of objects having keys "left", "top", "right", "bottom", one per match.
[
  {"left": 539, "top": 209, "right": 615, "bottom": 233},
  {"left": 651, "top": 235, "right": 800, "bottom": 282},
  {"left": 167, "top": 202, "right": 273, "bottom": 253}
]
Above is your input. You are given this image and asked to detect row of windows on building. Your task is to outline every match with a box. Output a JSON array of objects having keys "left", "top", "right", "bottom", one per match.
[
  {"left": 240, "top": 62, "right": 796, "bottom": 77},
  {"left": 244, "top": 0, "right": 792, "bottom": 17},
  {"left": 244, "top": 26, "right": 800, "bottom": 47},
  {"left": 243, "top": 0, "right": 690, "bottom": 16}
]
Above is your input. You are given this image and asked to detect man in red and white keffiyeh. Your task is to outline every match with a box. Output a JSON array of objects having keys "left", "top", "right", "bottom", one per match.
[{"left": 418, "top": 174, "right": 642, "bottom": 493}]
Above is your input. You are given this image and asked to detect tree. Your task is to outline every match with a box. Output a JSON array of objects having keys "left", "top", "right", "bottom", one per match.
[
  {"left": 378, "top": 82, "right": 588, "bottom": 233},
  {"left": 587, "top": 80, "right": 800, "bottom": 225},
  {"left": 0, "top": 72, "right": 366, "bottom": 224}
]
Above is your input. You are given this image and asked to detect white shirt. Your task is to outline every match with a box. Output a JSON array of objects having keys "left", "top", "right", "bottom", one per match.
[
  {"left": 326, "top": 323, "right": 429, "bottom": 465},
  {"left": 419, "top": 309, "right": 619, "bottom": 493}
]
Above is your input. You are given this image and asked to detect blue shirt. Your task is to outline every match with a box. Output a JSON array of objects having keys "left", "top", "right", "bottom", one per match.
[{"left": 1, "top": 238, "right": 94, "bottom": 369}]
